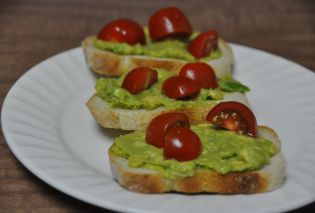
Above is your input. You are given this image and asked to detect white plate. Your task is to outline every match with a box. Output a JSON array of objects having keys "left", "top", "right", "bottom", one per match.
[{"left": 2, "top": 45, "right": 315, "bottom": 213}]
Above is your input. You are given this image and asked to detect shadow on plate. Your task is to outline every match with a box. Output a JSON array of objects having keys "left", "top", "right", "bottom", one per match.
[{"left": 96, "top": 124, "right": 133, "bottom": 139}]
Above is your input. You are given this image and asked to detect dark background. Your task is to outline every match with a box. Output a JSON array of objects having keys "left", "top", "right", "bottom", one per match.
[{"left": 1, "top": 0, "right": 315, "bottom": 212}]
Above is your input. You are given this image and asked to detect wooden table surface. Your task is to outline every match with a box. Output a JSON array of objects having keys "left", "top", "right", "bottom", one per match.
[{"left": 1, "top": 0, "right": 315, "bottom": 212}]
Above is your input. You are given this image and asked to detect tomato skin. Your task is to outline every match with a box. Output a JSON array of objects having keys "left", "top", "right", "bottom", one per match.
[
  {"left": 206, "top": 101, "right": 257, "bottom": 137},
  {"left": 179, "top": 62, "right": 218, "bottom": 89},
  {"left": 164, "top": 127, "right": 201, "bottom": 161},
  {"left": 188, "top": 30, "right": 218, "bottom": 59},
  {"left": 162, "top": 76, "right": 201, "bottom": 99},
  {"left": 149, "top": 7, "right": 193, "bottom": 41},
  {"left": 97, "top": 19, "right": 145, "bottom": 45},
  {"left": 146, "top": 113, "right": 190, "bottom": 148},
  {"left": 121, "top": 67, "right": 158, "bottom": 94}
]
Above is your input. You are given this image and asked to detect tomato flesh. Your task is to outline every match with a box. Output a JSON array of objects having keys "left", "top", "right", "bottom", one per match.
[
  {"left": 146, "top": 113, "right": 190, "bottom": 148},
  {"left": 179, "top": 62, "right": 218, "bottom": 89},
  {"left": 164, "top": 126, "right": 201, "bottom": 161},
  {"left": 122, "top": 67, "right": 158, "bottom": 94},
  {"left": 188, "top": 30, "right": 218, "bottom": 59},
  {"left": 206, "top": 101, "right": 257, "bottom": 137},
  {"left": 98, "top": 19, "right": 145, "bottom": 45},
  {"left": 162, "top": 76, "right": 201, "bottom": 99},
  {"left": 149, "top": 7, "right": 192, "bottom": 41}
]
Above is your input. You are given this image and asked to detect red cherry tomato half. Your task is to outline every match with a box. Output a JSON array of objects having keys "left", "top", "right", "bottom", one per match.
[
  {"left": 188, "top": 30, "right": 218, "bottom": 59},
  {"left": 146, "top": 112, "right": 190, "bottom": 148},
  {"left": 122, "top": 67, "right": 158, "bottom": 94},
  {"left": 162, "top": 76, "right": 201, "bottom": 99},
  {"left": 149, "top": 7, "right": 192, "bottom": 41},
  {"left": 97, "top": 19, "right": 145, "bottom": 45},
  {"left": 206, "top": 101, "right": 257, "bottom": 137},
  {"left": 179, "top": 62, "right": 218, "bottom": 89},
  {"left": 164, "top": 126, "right": 201, "bottom": 161}
]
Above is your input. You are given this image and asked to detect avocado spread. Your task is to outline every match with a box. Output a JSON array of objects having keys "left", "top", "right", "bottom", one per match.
[
  {"left": 93, "top": 29, "right": 221, "bottom": 61},
  {"left": 109, "top": 124, "right": 278, "bottom": 180},
  {"left": 95, "top": 68, "right": 249, "bottom": 110}
]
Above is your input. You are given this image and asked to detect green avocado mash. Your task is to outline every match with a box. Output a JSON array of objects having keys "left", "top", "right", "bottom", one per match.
[
  {"left": 93, "top": 29, "right": 221, "bottom": 61},
  {"left": 109, "top": 124, "right": 278, "bottom": 180},
  {"left": 95, "top": 68, "right": 249, "bottom": 110}
]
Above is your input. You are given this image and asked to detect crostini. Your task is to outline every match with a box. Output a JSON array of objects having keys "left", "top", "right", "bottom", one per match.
[
  {"left": 109, "top": 104, "right": 285, "bottom": 194},
  {"left": 82, "top": 7, "right": 234, "bottom": 78}
]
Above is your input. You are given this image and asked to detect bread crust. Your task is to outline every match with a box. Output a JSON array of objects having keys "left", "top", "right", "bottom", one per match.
[
  {"left": 109, "top": 126, "right": 285, "bottom": 194},
  {"left": 82, "top": 36, "right": 234, "bottom": 78},
  {"left": 86, "top": 92, "right": 249, "bottom": 131}
]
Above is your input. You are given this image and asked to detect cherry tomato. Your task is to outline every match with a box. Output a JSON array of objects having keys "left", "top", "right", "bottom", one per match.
[
  {"left": 206, "top": 101, "right": 257, "bottom": 137},
  {"left": 146, "top": 113, "right": 190, "bottom": 148},
  {"left": 188, "top": 30, "right": 218, "bottom": 59},
  {"left": 149, "top": 7, "right": 192, "bottom": 41},
  {"left": 179, "top": 62, "right": 218, "bottom": 89},
  {"left": 162, "top": 76, "right": 201, "bottom": 99},
  {"left": 122, "top": 67, "right": 158, "bottom": 94},
  {"left": 97, "top": 19, "right": 145, "bottom": 45},
  {"left": 164, "top": 127, "right": 201, "bottom": 161}
]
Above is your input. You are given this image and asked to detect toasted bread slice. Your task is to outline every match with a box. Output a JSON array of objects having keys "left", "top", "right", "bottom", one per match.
[
  {"left": 82, "top": 36, "right": 234, "bottom": 78},
  {"left": 86, "top": 92, "right": 249, "bottom": 131},
  {"left": 109, "top": 126, "right": 285, "bottom": 194}
]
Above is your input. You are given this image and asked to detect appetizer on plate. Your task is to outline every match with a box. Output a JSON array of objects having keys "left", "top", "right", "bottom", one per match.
[
  {"left": 86, "top": 63, "right": 250, "bottom": 130},
  {"left": 83, "top": 6, "right": 285, "bottom": 194},
  {"left": 109, "top": 103, "right": 285, "bottom": 194},
  {"left": 82, "top": 7, "right": 233, "bottom": 78}
]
